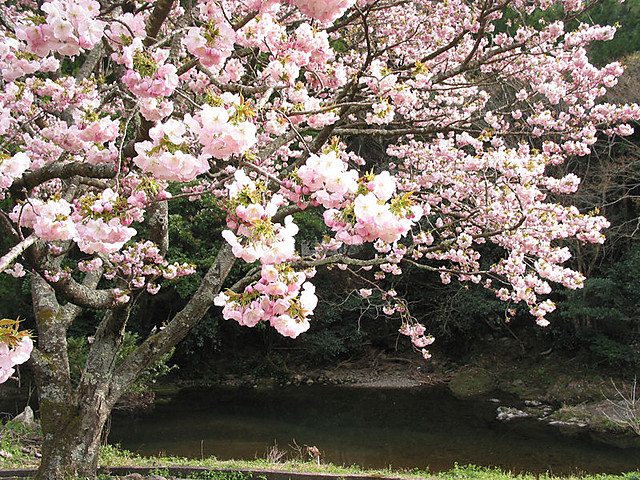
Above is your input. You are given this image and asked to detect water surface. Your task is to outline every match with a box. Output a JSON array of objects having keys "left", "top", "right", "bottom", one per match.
[{"left": 109, "top": 385, "right": 640, "bottom": 474}]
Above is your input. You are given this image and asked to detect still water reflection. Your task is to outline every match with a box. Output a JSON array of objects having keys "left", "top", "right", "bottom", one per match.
[{"left": 109, "top": 385, "right": 640, "bottom": 474}]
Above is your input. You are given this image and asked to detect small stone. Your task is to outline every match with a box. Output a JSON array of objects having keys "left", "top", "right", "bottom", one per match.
[
  {"left": 549, "top": 420, "right": 568, "bottom": 426},
  {"left": 497, "top": 406, "right": 531, "bottom": 421},
  {"left": 10, "top": 406, "right": 36, "bottom": 428},
  {"left": 121, "top": 474, "right": 143, "bottom": 480},
  {"left": 0, "top": 450, "right": 12, "bottom": 458}
]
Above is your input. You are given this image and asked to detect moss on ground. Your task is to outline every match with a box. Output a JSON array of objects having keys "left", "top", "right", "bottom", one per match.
[{"left": 449, "top": 367, "right": 496, "bottom": 397}]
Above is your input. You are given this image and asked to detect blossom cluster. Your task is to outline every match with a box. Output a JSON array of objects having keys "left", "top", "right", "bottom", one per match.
[
  {"left": 102, "top": 241, "right": 196, "bottom": 301},
  {"left": 223, "top": 170, "right": 298, "bottom": 264},
  {"left": 183, "top": 2, "right": 236, "bottom": 69},
  {"left": 9, "top": 189, "right": 138, "bottom": 255},
  {"left": 134, "top": 119, "right": 209, "bottom": 182},
  {"left": 8, "top": 174, "right": 170, "bottom": 255},
  {"left": 290, "top": 0, "right": 357, "bottom": 23},
  {"left": 293, "top": 151, "right": 424, "bottom": 245},
  {"left": 0, "top": 35, "right": 59, "bottom": 82},
  {"left": 114, "top": 40, "right": 179, "bottom": 99},
  {"left": 0, "top": 152, "right": 30, "bottom": 192},
  {"left": 186, "top": 100, "right": 258, "bottom": 161},
  {"left": 399, "top": 323, "right": 435, "bottom": 359},
  {"left": 215, "top": 264, "right": 317, "bottom": 338},
  {"left": 0, "top": 321, "right": 33, "bottom": 384},
  {"left": 15, "top": 0, "right": 105, "bottom": 57}
]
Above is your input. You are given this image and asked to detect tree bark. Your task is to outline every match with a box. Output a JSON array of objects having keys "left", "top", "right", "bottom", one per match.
[
  {"left": 36, "top": 396, "right": 111, "bottom": 480},
  {"left": 29, "top": 266, "right": 130, "bottom": 479}
]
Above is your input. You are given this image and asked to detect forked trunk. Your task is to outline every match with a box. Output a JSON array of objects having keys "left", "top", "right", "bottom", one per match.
[{"left": 30, "top": 244, "right": 236, "bottom": 479}]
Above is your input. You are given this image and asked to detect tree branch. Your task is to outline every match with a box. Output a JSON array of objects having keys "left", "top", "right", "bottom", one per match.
[
  {"left": 143, "top": 0, "right": 175, "bottom": 47},
  {"left": 10, "top": 162, "right": 117, "bottom": 198},
  {"left": 0, "top": 234, "right": 37, "bottom": 274},
  {"left": 48, "top": 275, "right": 121, "bottom": 310},
  {"left": 146, "top": 201, "right": 169, "bottom": 256},
  {"left": 109, "top": 242, "right": 236, "bottom": 401}
]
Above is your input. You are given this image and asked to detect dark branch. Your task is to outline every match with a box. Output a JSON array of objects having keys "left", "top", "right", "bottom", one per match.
[
  {"left": 10, "top": 162, "right": 117, "bottom": 198},
  {"left": 143, "top": 0, "right": 175, "bottom": 47}
]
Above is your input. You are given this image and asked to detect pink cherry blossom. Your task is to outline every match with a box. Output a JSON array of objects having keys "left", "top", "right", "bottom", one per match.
[
  {"left": 0, "top": 334, "right": 33, "bottom": 384},
  {"left": 290, "top": 0, "right": 357, "bottom": 23},
  {"left": 2, "top": 0, "right": 640, "bottom": 392}
]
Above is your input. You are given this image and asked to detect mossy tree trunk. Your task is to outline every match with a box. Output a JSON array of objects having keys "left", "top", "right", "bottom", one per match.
[
  {"left": 36, "top": 399, "right": 111, "bottom": 480},
  {"left": 30, "top": 272, "right": 130, "bottom": 480}
]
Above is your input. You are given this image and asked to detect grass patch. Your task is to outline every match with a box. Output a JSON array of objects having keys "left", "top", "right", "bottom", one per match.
[
  {"left": 442, "top": 464, "right": 640, "bottom": 480},
  {"left": 548, "top": 405, "right": 592, "bottom": 423},
  {"left": 449, "top": 368, "right": 496, "bottom": 397},
  {"left": 93, "top": 445, "right": 640, "bottom": 480},
  {"left": 0, "top": 415, "right": 40, "bottom": 469},
  {"left": 3, "top": 422, "right": 640, "bottom": 480}
]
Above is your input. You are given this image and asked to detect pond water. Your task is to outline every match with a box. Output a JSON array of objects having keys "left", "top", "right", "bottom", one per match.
[{"left": 108, "top": 385, "right": 640, "bottom": 475}]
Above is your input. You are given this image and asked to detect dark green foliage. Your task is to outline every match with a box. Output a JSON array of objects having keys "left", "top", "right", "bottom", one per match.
[
  {"left": 297, "top": 294, "right": 366, "bottom": 363},
  {"left": 166, "top": 193, "right": 227, "bottom": 299},
  {"left": 564, "top": 241, "right": 640, "bottom": 326},
  {"left": 153, "top": 193, "right": 235, "bottom": 365},
  {"left": 584, "top": 0, "right": 640, "bottom": 66},
  {"left": 496, "top": 0, "right": 640, "bottom": 67},
  {"left": 549, "top": 241, "right": 640, "bottom": 368},
  {"left": 431, "top": 285, "right": 510, "bottom": 338},
  {"left": 292, "top": 209, "right": 329, "bottom": 247},
  {"left": 0, "top": 274, "right": 32, "bottom": 325},
  {"left": 171, "top": 315, "right": 222, "bottom": 368},
  {"left": 0, "top": 199, "right": 33, "bottom": 326},
  {"left": 66, "top": 336, "right": 89, "bottom": 384},
  {"left": 587, "top": 333, "right": 638, "bottom": 368},
  {"left": 67, "top": 332, "right": 176, "bottom": 392}
]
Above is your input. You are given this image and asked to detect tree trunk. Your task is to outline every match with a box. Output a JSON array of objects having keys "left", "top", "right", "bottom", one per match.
[
  {"left": 29, "top": 273, "right": 128, "bottom": 480},
  {"left": 36, "top": 395, "right": 111, "bottom": 480}
]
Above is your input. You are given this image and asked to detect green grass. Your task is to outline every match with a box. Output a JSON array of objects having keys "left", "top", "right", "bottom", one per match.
[
  {"left": 441, "top": 464, "right": 640, "bottom": 480},
  {"left": 3, "top": 426, "right": 640, "bottom": 480},
  {"left": 451, "top": 465, "right": 640, "bottom": 480},
  {"left": 94, "top": 445, "right": 640, "bottom": 480},
  {"left": 99, "top": 444, "right": 393, "bottom": 476},
  {"left": 0, "top": 417, "right": 40, "bottom": 470}
]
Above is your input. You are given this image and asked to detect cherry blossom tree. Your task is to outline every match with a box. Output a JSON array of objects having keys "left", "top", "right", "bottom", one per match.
[{"left": 1, "top": 0, "right": 639, "bottom": 478}]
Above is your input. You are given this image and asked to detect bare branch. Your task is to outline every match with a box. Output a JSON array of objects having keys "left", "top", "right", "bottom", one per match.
[
  {"left": 143, "top": 0, "right": 175, "bottom": 47},
  {"left": 0, "top": 234, "right": 37, "bottom": 274},
  {"left": 48, "top": 275, "right": 121, "bottom": 310},
  {"left": 10, "top": 162, "right": 117, "bottom": 198}
]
